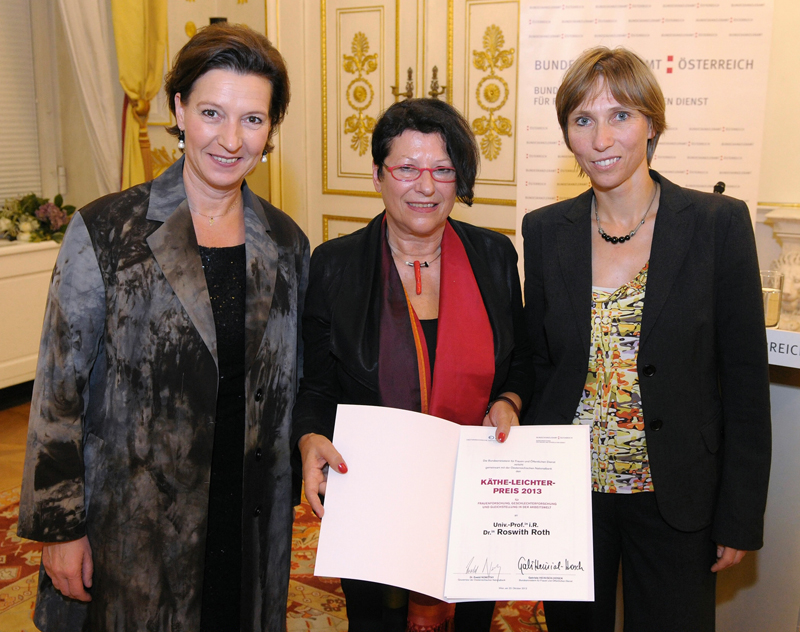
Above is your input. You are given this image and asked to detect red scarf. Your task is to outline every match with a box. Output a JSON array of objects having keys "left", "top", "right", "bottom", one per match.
[
  {"left": 378, "top": 220, "right": 494, "bottom": 422},
  {"left": 378, "top": 220, "right": 495, "bottom": 629}
]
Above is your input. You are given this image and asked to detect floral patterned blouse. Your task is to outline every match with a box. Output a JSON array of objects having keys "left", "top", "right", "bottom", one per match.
[{"left": 574, "top": 263, "right": 654, "bottom": 494}]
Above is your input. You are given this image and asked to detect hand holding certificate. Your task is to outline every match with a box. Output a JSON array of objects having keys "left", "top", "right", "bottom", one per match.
[{"left": 313, "top": 405, "right": 593, "bottom": 603}]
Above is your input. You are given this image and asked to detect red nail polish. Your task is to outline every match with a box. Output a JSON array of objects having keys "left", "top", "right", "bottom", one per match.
[
  {"left": 338, "top": 462, "right": 348, "bottom": 473},
  {"left": 498, "top": 432, "right": 506, "bottom": 443}
]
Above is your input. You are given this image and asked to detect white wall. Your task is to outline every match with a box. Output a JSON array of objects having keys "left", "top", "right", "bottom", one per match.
[
  {"left": 759, "top": 0, "right": 800, "bottom": 205},
  {"left": 755, "top": 0, "right": 800, "bottom": 272}
]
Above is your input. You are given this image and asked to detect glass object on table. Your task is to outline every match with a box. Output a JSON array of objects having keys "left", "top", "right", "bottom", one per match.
[{"left": 760, "top": 270, "right": 784, "bottom": 328}]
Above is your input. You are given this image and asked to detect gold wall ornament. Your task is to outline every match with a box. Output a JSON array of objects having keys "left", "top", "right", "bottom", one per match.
[
  {"left": 471, "top": 25, "right": 515, "bottom": 161},
  {"left": 185, "top": 21, "right": 197, "bottom": 38},
  {"left": 428, "top": 66, "right": 446, "bottom": 99},
  {"left": 152, "top": 146, "right": 180, "bottom": 178},
  {"left": 391, "top": 67, "right": 414, "bottom": 100},
  {"left": 342, "top": 32, "right": 378, "bottom": 156}
]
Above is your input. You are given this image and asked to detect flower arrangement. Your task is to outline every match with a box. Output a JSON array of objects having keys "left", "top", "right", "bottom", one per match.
[{"left": 0, "top": 193, "right": 75, "bottom": 243}]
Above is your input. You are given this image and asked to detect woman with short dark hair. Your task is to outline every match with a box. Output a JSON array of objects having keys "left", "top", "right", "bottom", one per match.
[
  {"left": 370, "top": 98, "right": 479, "bottom": 205},
  {"left": 523, "top": 46, "right": 770, "bottom": 632},
  {"left": 293, "top": 98, "right": 533, "bottom": 631},
  {"left": 164, "top": 22, "right": 290, "bottom": 154},
  {"left": 18, "top": 23, "right": 308, "bottom": 632}
]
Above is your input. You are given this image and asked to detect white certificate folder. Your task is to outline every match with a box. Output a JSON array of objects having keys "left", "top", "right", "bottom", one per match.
[{"left": 313, "top": 404, "right": 593, "bottom": 602}]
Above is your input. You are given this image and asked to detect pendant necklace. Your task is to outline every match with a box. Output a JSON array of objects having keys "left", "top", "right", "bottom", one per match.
[
  {"left": 594, "top": 182, "right": 659, "bottom": 244},
  {"left": 390, "top": 246, "right": 442, "bottom": 295},
  {"left": 189, "top": 204, "right": 238, "bottom": 227}
]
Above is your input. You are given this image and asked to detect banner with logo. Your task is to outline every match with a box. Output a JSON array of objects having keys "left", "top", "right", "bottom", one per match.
[{"left": 515, "top": 1, "right": 774, "bottom": 232}]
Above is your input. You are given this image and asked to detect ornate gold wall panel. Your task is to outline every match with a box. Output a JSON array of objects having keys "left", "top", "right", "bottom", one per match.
[
  {"left": 319, "top": 0, "right": 517, "bottom": 218},
  {"left": 451, "top": 0, "right": 518, "bottom": 206},
  {"left": 472, "top": 24, "right": 514, "bottom": 162},
  {"left": 343, "top": 31, "right": 378, "bottom": 156},
  {"left": 323, "top": 1, "right": 449, "bottom": 197},
  {"left": 323, "top": 1, "right": 401, "bottom": 197}
]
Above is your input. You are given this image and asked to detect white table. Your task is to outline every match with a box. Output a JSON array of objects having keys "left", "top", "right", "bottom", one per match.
[{"left": 0, "top": 240, "right": 60, "bottom": 389}]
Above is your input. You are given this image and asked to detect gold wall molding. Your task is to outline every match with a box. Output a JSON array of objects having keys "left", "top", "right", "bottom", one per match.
[
  {"left": 473, "top": 197, "right": 515, "bottom": 207},
  {"left": 447, "top": 0, "right": 453, "bottom": 105},
  {"left": 395, "top": 0, "right": 401, "bottom": 98},
  {"left": 323, "top": 214, "right": 372, "bottom": 241},
  {"left": 487, "top": 225, "right": 515, "bottom": 235},
  {"left": 321, "top": 0, "right": 330, "bottom": 192},
  {"left": 471, "top": 24, "right": 514, "bottom": 161},
  {"left": 343, "top": 32, "right": 378, "bottom": 155}
]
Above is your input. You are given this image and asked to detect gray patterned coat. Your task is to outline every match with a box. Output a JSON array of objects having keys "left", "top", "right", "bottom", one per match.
[{"left": 17, "top": 157, "right": 309, "bottom": 632}]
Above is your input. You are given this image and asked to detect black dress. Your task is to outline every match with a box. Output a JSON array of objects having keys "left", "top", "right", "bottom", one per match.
[{"left": 198, "top": 244, "right": 247, "bottom": 631}]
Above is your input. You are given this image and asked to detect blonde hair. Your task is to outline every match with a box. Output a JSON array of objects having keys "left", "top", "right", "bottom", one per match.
[{"left": 556, "top": 46, "right": 666, "bottom": 164}]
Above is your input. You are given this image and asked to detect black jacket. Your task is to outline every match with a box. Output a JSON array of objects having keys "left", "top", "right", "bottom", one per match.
[
  {"left": 292, "top": 213, "right": 534, "bottom": 468},
  {"left": 522, "top": 171, "right": 771, "bottom": 550}
]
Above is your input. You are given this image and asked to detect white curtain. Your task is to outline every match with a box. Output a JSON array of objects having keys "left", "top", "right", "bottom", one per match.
[{"left": 57, "top": 0, "right": 121, "bottom": 195}]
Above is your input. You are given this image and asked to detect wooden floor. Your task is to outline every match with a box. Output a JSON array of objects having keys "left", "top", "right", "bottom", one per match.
[
  {"left": 0, "top": 382, "right": 32, "bottom": 493},
  {"left": 0, "top": 381, "right": 38, "bottom": 631}
]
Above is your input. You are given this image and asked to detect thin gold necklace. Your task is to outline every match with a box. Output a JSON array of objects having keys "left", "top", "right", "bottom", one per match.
[{"left": 189, "top": 204, "right": 239, "bottom": 227}]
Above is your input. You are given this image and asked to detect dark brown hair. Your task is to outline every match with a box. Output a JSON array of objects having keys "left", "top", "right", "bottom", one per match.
[
  {"left": 371, "top": 99, "right": 479, "bottom": 206},
  {"left": 165, "top": 23, "right": 289, "bottom": 154},
  {"left": 556, "top": 46, "right": 666, "bottom": 164}
]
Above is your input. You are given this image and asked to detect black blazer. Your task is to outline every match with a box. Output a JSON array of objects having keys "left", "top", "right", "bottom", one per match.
[
  {"left": 522, "top": 171, "right": 771, "bottom": 550},
  {"left": 292, "top": 212, "right": 534, "bottom": 450}
]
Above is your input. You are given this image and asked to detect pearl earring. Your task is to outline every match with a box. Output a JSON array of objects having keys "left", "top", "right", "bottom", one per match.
[
  {"left": 261, "top": 150, "right": 268, "bottom": 163},
  {"left": 178, "top": 130, "right": 185, "bottom": 150}
]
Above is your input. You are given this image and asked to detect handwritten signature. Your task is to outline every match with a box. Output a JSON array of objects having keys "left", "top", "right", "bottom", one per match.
[
  {"left": 517, "top": 557, "right": 584, "bottom": 575},
  {"left": 465, "top": 556, "right": 502, "bottom": 581}
]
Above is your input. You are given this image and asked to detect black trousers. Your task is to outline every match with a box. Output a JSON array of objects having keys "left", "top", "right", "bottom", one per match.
[
  {"left": 545, "top": 492, "right": 717, "bottom": 632},
  {"left": 341, "top": 578, "right": 495, "bottom": 632}
]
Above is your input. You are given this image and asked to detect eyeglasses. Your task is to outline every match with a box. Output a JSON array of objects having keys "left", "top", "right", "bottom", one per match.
[{"left": 384, "top": 164, "right": 457, "bottom": 183}]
